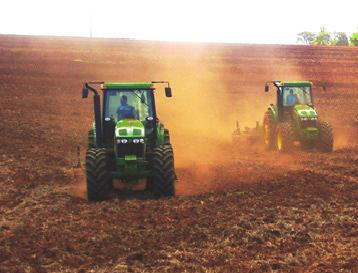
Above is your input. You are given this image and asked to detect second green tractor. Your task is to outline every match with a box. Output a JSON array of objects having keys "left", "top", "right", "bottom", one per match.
[{"left": 263, "top": 81, "right": 333, "bottom": 152}]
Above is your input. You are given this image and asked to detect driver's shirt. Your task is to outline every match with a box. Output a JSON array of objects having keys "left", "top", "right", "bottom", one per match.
[
  {"left": 116, "top": 105, "right": 135, "bottom": 119},
  {"left": 286, "top": 94, "right": 297, "bottom": 106}
]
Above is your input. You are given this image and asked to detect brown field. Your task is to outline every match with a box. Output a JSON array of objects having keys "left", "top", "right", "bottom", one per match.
[{"left": 0, "top": 35, "right": 357, "bottom": 272}]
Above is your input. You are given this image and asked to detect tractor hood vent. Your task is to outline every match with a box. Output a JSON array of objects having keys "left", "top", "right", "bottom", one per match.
[{"left": 115, "top": 119, "right": 145, "bottom": 138}]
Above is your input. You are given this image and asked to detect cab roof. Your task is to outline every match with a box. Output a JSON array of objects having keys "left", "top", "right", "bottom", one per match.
[
  {"left": 102, "top": 82, "right": 153, "bottom": 89},
  {"left": 279, "top": 81, "right": 312, "bottom": 87}
]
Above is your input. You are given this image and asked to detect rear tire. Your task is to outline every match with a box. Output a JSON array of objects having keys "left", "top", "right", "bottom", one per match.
[
  {"left": 148, "top": 144, "right": 175, "bottom": 198},
  {"left": 86, "top": 148, "right": 111, "bottom": 201},
  {"left": 317, "top": 121, "right": 333, "bottom": 152},
  {"left": 276, "top": 122, "right": 295, "bottom": 153},
  {"left": 263, "top": 110, "right": 276, "bottom": 150}
]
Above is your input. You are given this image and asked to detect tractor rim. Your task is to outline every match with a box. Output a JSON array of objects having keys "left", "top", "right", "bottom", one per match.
[{"left": 277, "top": 131, "right": 283, "bottom": 151}]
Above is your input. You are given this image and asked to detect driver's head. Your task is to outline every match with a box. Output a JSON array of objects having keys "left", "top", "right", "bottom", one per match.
[
  {"left": 120, "top": 95, "right": 128, "bottom": 105},
  {"left": 289, "top": 89, "right": 294, "bottom": 95}
]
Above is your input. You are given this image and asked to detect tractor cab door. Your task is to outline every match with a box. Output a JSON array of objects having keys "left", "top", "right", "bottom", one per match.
[{"left": 277, "top": 87, "right": 291, "bottom": 122}]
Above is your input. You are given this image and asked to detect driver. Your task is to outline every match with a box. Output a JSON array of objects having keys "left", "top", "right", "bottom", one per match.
[
  {"left": 286, "top": 89, "right": 298, "bottom": 106},
  {"left": 116, "top": 95, "right": 135, "bottom": 119}
]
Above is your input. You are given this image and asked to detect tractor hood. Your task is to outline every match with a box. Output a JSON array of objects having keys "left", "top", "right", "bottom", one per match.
[
  {"left": 115, "top": 119, "right": 145, "bottom": 138},
  {"left": 294, "top": 104, "right": 317, "bottom": 119}
]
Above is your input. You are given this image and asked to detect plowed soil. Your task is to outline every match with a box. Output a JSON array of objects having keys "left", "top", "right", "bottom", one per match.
[{"left": 0, "top": 35, "right": 357, "bottom": 273}]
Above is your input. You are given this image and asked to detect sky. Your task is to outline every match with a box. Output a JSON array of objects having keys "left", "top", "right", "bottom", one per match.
[{"left": 0, "top": 0, "right": 357, "bottom": 44}]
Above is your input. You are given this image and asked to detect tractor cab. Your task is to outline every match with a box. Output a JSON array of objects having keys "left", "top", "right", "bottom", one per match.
[
  {"left": 265, "top": 81, "right": 315, "bottom": 122},
  {"left": 101, "top": 83, "right": 158, "bottom": 148},
  {"left": 281, "top": 85, "right": 313, "bottom": 107},
  {"left": 104, "top": 88, "right": 154, "bottom": 121},
  {"left": 82, "top": 82, "right": 172, "bottom": 148}
]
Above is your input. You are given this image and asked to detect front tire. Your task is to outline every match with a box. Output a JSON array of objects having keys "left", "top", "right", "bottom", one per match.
[
  {"left": 317, "top": 121, "right": 333, "bottom": 152},
  {"left": 276, "top": 122, "right": 295, "bottom": 153},
  {"left": 86, "top": 148, "right": 111, "bottom": 201},
  {"left": 148, "top": 144, "right": 175, "bottom": 198}
]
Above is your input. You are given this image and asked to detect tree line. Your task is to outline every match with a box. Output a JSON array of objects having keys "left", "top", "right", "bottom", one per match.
[{"left": 297, "top": 27, "right": 358, "bottom": 46}]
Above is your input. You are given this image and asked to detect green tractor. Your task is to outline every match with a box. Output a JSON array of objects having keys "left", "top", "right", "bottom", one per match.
[
  {"left": 263, "top": 81, "right": 333, "bottom": 153},
  {"left": 82, "top": 81, "right": 176, "bottom": 201}
]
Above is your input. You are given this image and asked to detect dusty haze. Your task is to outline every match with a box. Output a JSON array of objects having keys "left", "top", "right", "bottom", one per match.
[{"left": 0, "top": 35, "right": 357, "bottom": 272}]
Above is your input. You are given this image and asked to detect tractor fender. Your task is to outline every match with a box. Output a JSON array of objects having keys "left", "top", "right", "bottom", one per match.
[
  {"left": 156, "top": 122, "right": 167, "bottom": 145},
  {"left": 268, "top": 104, "right": 279, "bottom": 122},
  {"left": 90, "top": 122, "right": 96, "bottom": 143}
]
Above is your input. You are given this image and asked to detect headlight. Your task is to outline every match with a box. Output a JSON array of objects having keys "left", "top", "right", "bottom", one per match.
[
  {"left": 120, "top": 139, "right": 128, "bottom": 144},
  {"left": 133, "top": 139, "right": 140, "bottom": 144},
  {"left": 301, "top": 117, "right": 308, "bottom": 121},
  {"left": 140, "top": 138, "right": 145, "bottom": 143}
]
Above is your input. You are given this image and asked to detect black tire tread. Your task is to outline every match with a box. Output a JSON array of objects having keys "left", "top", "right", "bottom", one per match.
[
  {"left": 276, "top": 122, "right": 295, "bottom": 153},
  {"left": 317, "top": 120, "right": 333, "bottom": 152},
  {"left": 149, "top": 144, "right": 175, "bottom": 198},
  {"left": 86, "top": 148, "right": 111, "bottom": 201}
]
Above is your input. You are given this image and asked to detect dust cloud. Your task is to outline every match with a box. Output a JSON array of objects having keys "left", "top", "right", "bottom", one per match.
[
  {"left": 151, "top": 47, "right": 307, "bottom": 194},
  {"left": 154, "top": 58, "right": 265, "bottom": 167}
]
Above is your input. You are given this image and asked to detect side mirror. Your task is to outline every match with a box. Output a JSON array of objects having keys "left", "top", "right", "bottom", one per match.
[
  {"left": 165, "top": 87, "right": 172, "bottom": 97},
  {"left": 265, "top": 84, "right": 269, "bottom": 92},
  {"left": 82, "top": 87, "right": 89, "bottom": 98}
]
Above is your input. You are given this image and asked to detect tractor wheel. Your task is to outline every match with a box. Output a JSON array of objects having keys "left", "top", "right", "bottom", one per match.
[
  {"left": 88, "top": 129, "right": 95, "bottom": 148},
  {"left": 276, "top": 122, "right": 295, "bottom": 153},
  {"left": 86, "top": 148, "right": 111, "bottom": 201},
  {"left": 148, "top": 144, "right": 175, "bottom": 198},
  {"left": 317, "top": 121, "right": 333, "bottom": 152},
  {"left": 263, "top": 110, "right": 276, "bottom": 150}
]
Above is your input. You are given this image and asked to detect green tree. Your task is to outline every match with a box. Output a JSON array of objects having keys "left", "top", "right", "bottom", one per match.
[
  {"left": 313, "top": 27, "right": 331, "bottom": 45},
  {"left": 350, "top": 32, "right": 358, "bottom": 46},
  {"left": 297, "top": 31, "right": 316, "bottom": 45},
  {"left": 332, "top": 32, "right": 349, "bottom": 46}
]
